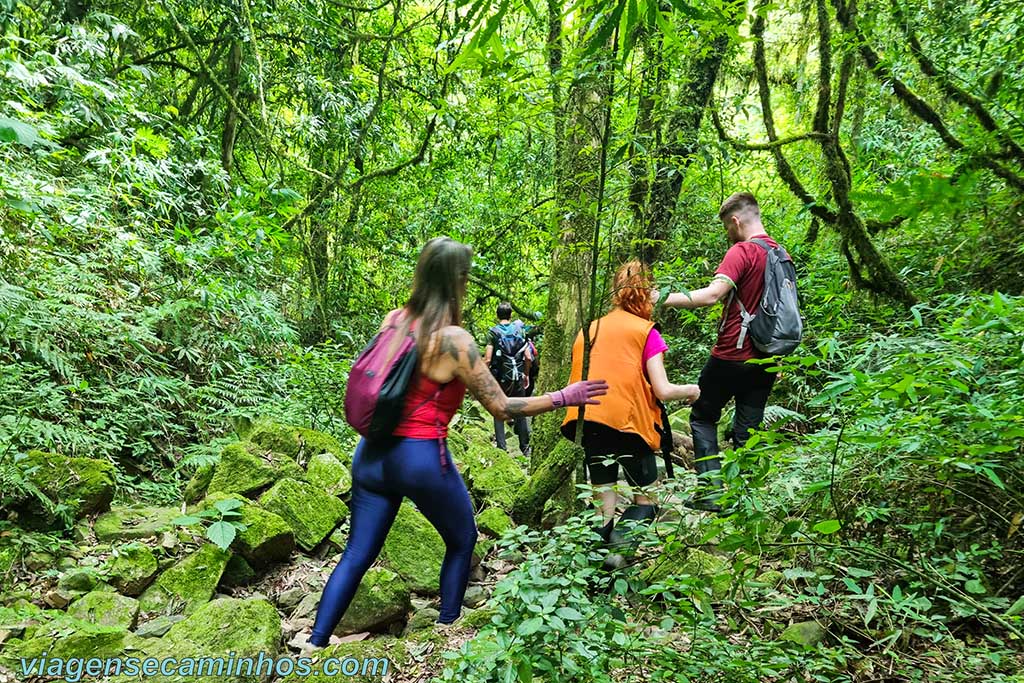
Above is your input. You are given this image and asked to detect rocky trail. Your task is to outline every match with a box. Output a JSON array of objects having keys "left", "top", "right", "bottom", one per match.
[
  {"left": 1, "top": 418, "right": 828, "bottom": 683},
  {"left": 0, "top": 421, "right": 531, "bottom": 683}
]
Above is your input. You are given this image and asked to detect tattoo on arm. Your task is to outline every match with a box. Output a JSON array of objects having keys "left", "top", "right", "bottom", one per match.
[
  {"left": 506, "top": 398, "right": 528, "bottom": 418},
  {"left": 465, "top": 342, "right": 481, "bottom": 368},
  {"left": 440, "top": 332, "right": 461, "bottom": 363}
]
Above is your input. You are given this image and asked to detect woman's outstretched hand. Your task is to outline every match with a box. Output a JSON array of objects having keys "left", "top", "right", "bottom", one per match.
[{"left": 547, "top": 379, "right": 610, "bottom": 408}]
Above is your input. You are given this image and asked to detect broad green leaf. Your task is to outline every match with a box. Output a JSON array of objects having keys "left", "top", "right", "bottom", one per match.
[
  {"left": 172, "top": 515, "right": 202, "bottom": 526},
  {"left": 964, "top": 579, "right": 986, "bottom": 595},
  {"left": 864, "top": 598, "right": 878, "bottom": 626},
  {"left": 517, "top": 617, "right": 544, "bottom": 636},
  {"left": 813, "top": 520, "right": 841, "bottom": 534},
  {"left": 0, "top": 116, "right": 42, "bottom": 148},
  {"left": 516, "top": 659, "right": 532, "bottom": 683},
  {"left": 207, "top": 521, "right": 236, "bottom": 550},
  {"left": 555, "top": 607, "right": 584, "bottom": 621},
  {"left": 213, "top": 498, "right": 244, "bottom": 514},
  {"left": 583, "top": 0, "right": 626, "bottom": 57}
]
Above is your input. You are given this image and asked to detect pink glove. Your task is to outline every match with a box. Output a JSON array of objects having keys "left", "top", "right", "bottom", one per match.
[{"left": 547, "top": 379, "right": 609, "bottom": 408}]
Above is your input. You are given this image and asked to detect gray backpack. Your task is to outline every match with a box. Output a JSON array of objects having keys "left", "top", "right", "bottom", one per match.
[{"left": 723, "top": 238, "right": 803, "bottom": 355}]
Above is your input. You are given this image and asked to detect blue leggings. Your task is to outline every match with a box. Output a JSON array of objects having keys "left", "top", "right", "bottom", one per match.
[{"left": 309, "top": 438, "right": 477, "bottom": 646}]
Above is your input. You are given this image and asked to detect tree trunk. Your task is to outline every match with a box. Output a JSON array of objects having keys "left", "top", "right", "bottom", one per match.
[
  {"left": 513, "top": 14, "right": 613, "bottom": 527},
  {"left": 627, "top": 28, "right": 663, "bottom": 231},
  {"left": 639, "top": 0, "right": 745, "bottom": 264},
  {"left": 814, "top": 0, "right": 915, "bottom": 304},
  {"left": 220, "top": 40, "right": 243, "bottom": 174}
]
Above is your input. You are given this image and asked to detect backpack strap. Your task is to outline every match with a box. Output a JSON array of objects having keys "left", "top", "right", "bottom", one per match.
[
  {"left": 433, "top": 381, "right": 451, "bottom": 471},
  {"left": 727, "top": 238, "right": 773, "bottom": 349},
  {"left": 735, "top": 298, "right": 756, "bottom": 350},
  {"left": 655, "top": 399, "right": 675, "bottom": 479}
]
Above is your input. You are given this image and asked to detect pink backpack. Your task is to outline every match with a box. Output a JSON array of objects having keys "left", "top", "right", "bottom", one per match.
[{"left": 344, "top": 315, "right": 419, "bottom": 441}]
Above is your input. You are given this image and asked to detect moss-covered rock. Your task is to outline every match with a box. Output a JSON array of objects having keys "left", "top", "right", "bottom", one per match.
[
  {"left": 58, "top": 567, "right": 103, "bottom": 592},
  {"left": 200, "top": 493, "right": 294, "bottom": 566},
  {"left": 258, "top": 478, "right": 347, "bottom": 551},
  {"left": 138, "top": 543, "right": 230, "bottom": 616},
  {"left": 334, "top": 568, "right": 410, "bottom": 635},
  {"left": 753, "top": 570, "right": 785, "bottom": 589},
  {"left": 15, "top": 451, "right": 115, "bottom": 526},
  {"left": 0, "top": 602, "right": 48, "bottom": 638},
  {"left": 462, "top": 585, "right": 487, "bottom": 608},
  {"left": 69, "top": 590, "right": 140, "bottom": 630},
  {"left": 182, "top": 463, "right": 215, "bottom": 504},
  {"left": 476, "top": 507, "right": 513, "bottom": 538},
  {"left": 455, "top": 434, "right": 525, "bottom": 512},
  {"left": 327, "top": 525, "right": 347, "bottom": 551},
  {"left": 95, "top": 505, "right": 180, "bottom": 542},
  {"left": 109, "top": 598, "right": 281, "bottom": 683},
  {"left": 642, "top": 549, "right": 732, "bottom": 598},
  {"left": 206, "top": 442, "right": 303, "bottom": 499},
  {"left": 472, "top": 538, "right": 494, "bottom": 566},
  {"left": 304, "top": 452, "right": 352, "bottom": 497},
  {"left": 0, "top": 606, "right": 129, "bottom": 669},
  {"left": 220, "top": 555, "right": 256, "bottom": 587},
  {"left": 0, "top": 544, "right": 15, "bottom": 593},
  {"left": 380, "top": 502, "right": 446, "bottom": 595},
  {"left": 162, "top": 597, "right": 280, "bottom": 652},
  {"left": 279, "top": 636, "right": 406, "bottom": 683},
  {"left": 779, "top": 619, "right": 827, "bottom": 647},
  {"left": 249, "top": 421, "right": 349, "bottom": 465},
  {"left": 3, "top": 627, "right": 128, "bottom": 666},
  {"left": 403, "top": 607, "right": 440, "bottom": 635},
  {"left": 133, "top": 614, "right": 184, "bottom": 638},
  {"left": 461, "top": 605, "right": 497, "bottom": 629},
  {"left": 105, "top": 543, "right": 159, "bottom": 596}
]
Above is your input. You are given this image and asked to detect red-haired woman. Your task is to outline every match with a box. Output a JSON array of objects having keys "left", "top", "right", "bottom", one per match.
[{"left": 562, "top": 261, "right": 700, "bottom": 559}]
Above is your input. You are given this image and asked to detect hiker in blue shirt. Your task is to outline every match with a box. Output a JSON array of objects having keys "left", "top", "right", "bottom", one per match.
[{"left": 483, "top": 303, "right": 534, "bottom": 458}]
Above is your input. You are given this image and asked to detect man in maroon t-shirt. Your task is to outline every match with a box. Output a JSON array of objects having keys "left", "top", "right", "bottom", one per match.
[{"left": 663, "top": 192, "right": 781, "bottom": 512}]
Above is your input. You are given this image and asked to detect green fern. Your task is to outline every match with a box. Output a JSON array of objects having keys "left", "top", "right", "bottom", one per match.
[
  {"left": 761, "top": 405, "right": 807, "bottom": 429},
  {"left": 0, "top": 452, "right": 57, "bottom": 516}
]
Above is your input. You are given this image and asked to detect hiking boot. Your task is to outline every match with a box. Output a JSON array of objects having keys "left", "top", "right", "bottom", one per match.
[
  {"left": 601, "top": 505, "right": 656, "bottom": 563},
  {"left": 593, "top": 519, "right": 614, "bottom": 544}
]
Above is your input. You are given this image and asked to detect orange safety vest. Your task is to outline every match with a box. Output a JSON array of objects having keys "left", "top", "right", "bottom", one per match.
[{"left": 561, "top": 308, "right": 664, "bottom": 450}]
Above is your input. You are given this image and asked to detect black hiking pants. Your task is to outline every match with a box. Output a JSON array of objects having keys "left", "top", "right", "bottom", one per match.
[
  {"left": 494, "top": 383, "right": 531, "bottom": 455},
  {"left": 689, "top": 355, "right": 777, "bottom": 488}
]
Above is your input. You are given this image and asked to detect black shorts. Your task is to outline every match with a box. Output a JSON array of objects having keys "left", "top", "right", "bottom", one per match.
[{"left": 564, "top": 421, "right": 658, "bottom": 487}]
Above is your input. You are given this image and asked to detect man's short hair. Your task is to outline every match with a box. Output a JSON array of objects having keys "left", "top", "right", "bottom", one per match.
[
  {"left": 718, "top": 192, "right": 761, "bottom": 221},
  {"left": 497, "top": 302, "right": 513, "bottom": 320}
]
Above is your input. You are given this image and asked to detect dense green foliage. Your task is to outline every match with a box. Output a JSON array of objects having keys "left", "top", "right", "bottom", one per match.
[{"left": 1, "top": 0, "right": 1022, "bottom": 679}]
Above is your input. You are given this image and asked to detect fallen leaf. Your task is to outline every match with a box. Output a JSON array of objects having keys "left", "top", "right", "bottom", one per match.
[
  {"left": 1008, "top": 512, "right": 1022, "bottom": 539},
  {"left": 338, "top": 631, "right": 370, "bottom": 643}
]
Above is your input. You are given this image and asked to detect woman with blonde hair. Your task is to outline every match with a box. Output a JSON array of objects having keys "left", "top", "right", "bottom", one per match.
[{"left": 562, "top": 260, "right": 699, "bottom": 562}]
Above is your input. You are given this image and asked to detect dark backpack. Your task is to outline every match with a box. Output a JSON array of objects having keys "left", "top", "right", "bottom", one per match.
[
  {"left": 489, "top": 322, "right": 529, "bottom": 390},
  {"left": 725, "top": 238, "right": 803, "bottom": 356},
  {"left": 344, "top": 316, "right": 418, "bottom": 441}
]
